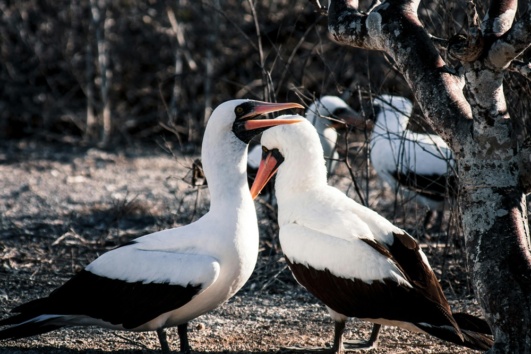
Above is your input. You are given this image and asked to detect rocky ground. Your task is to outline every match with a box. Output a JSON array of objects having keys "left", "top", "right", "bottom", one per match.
[{"left": 0, "top": 139, "right": 485, "bottom": 353}]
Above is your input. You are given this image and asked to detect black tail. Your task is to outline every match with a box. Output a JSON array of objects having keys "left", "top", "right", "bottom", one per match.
[
  {"left": 0, "top": 315, "right": 63, "bottom": 340},
  {"left": 0, "top": 299, "right": 64, "bottom": 340},
  {"left": 453, "top": 312, "right": 492, "bottom": 335},
  {"left": 416, "top": 316, "right": 493, "bottom": 351},
  {"left": 460, "top": 328, "right": 494, "bottom": 351},
  {"left": 0, "top": 317, "right": 64, "bottom": 340}
]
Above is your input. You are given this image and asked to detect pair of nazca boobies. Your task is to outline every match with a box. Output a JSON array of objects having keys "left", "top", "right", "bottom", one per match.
[{"left": 0, "top": 99, "right": 491, "bottom": 353}]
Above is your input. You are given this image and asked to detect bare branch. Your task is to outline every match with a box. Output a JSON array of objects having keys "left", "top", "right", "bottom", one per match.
[
  {"left": 483, "top": 0, "right": 518, "bottom": 37},
  {"left": 507, "top": 60, "right": 531, "bottom": 79},
  {"left": 90, "top": 0, "right": 112, "bottom": 147},
  {"left": 448, "top": 1, "right": 484, "bottom": 63},
  {"left": 367, "top": 0, "right": 383, "bottom": 13},
  {"left": 203, "top": 0, "right": 220, "bottom": 125},
  {"left": 247, "top": 0, "right": 274, "bottom": 101},
  {"left": 166, "top": 5, "right": 198, "bottom": 71},
  {"left": 519, "top": 136, "right": 531, "bottom": 194},
  {"left": 203, "top": 2, "right": 258, "bottom": 52},
  {"left": 308, "top": 0, "right": 327, "bottom": 15},
  {"left": 328, "top": 0, "right": 472, "bottom": 153},
  {"left": 448, "top": 33, "right": 484, "bottom": 63},
  {"left": 275, "top": 18, "right": 321, "bottom": 97},
  {"left": 328, "top": 0, "right": 373, "bottom": 49},
  {"left": 486, "top": 6, "right": 531, "bottom": 69},
  {"left": 85, "top": 29, "right": 96, "bottom": 142},
  {"left": 428, "top": 34, "right": 449, "bottom": 49}
]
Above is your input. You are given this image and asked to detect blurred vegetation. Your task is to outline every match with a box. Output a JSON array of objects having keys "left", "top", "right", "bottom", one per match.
[{"left": 0, "top": 0, "right": 529, "bottom": 148}]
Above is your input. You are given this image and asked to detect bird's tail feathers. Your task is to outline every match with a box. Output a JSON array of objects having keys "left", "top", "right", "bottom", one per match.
[
  {"left": 452, "top": 312, "right": 492, "bottom": 335},
  {"left": 460, "top": 328, "right": 494, "bottom": 351},
  {"left": 0, "top": 314, "right": 64, "bottom": 340},
  {"left": 416, "top": 322, "right": 493, "bottom": 351}
]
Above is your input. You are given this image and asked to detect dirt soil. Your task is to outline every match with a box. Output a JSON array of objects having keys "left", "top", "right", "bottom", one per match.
[{"left": 0, "top": 139, "right": 485, "bottom": 353}]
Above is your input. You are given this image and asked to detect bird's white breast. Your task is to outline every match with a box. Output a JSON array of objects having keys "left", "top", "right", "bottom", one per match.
[{"left": 277, "top": 188, "right": 408, "bottom": 286}]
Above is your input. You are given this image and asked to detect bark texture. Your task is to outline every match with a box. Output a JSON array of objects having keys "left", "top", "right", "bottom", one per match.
[{"left": 327, "top": 0, "right": 531, "bottom": 352}]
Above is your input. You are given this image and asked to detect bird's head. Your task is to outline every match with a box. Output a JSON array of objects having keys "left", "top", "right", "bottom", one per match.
[
  {"left": 371, "top": 95, "right": 413, "bottom": 131},
  {"left": 372, "top": 95, "right": 413, "bottom": 118},
  {"left": 250, "top": 117, "right": 327, "bottom": 199},
  {"left": 307, "top": 96, "right": 367, "bottom": 131},
  {"left": 206, "top": 100, "right": 304, "bottom": 145}
]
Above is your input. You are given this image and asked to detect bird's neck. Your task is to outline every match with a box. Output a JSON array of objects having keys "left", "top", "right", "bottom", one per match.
[
  {"left": 373, "top": 110, "right": 408, "bottom": 136},
  {"left": 319, "top": 127, "right": 338, "bottom": 159},
  {"left": 275, "top": 153, "right": 327, "bottom": 202},
  {"left": 201, "top": 131, "right": 254, "bottom": 214}
]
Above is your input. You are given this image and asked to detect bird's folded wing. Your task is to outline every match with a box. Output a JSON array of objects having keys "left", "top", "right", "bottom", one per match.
[
  {"left": 390, "top": 170, "right": 456, "bottom": 199},
  {"left": 282, "top": 225, "right": 458, "bottom": 329},
  {"left": 87, "top": 243, "right": 220, "bottom": 286},
  {"left": 14, "top": 246, "right": 220, "bottom": 329},
  {"left": 279, "top": 223, "right": 409, "bottom": 286}
]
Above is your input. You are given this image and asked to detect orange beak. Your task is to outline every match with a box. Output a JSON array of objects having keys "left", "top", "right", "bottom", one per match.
[
  {"left": 250, "top": 149, "right": 283, "bottom": 200},
  {"left": 243, "top": 102, "right": 304, "bottom": 130}
]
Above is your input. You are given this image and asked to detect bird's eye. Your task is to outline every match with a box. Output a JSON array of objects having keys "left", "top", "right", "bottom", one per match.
[
  {"left": 235, "top": 106, "right": 244, "bottom": 115},
  {"left": 261, "top": 146, "right": 270, "bottom": 159}
]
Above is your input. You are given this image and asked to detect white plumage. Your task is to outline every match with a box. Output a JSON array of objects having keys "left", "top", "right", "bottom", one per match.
[
  {"left": 250, "top": 118, "right": 492, "bottom": 353},
  {"left": 248, "top": 95, "right": 358, "bottom": 179},
  {"left": 305, "top": 96, "right": 359, "bottom": 175},
  {"left": 370, "top": 95, "right": 456, "bottom": 213},
  {"left": 0, "top": 99, "right": 304, "bottom": 353}
]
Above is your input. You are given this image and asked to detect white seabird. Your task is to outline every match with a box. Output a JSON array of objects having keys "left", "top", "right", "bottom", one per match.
[
  {"left": 0, "top": 100, "right": 304, "bottom": 353},
  {"left": 247, "top": 96, "right": 359, "bottom": 200},
  {"left": 370, "top": 94, "right": 456, "bottom": 228},
  {"left": 303, "top": 96, "right": 361, "bottom": 175},
  {"left": 250, "top": 118, "right": 492, "bottom": 353}
]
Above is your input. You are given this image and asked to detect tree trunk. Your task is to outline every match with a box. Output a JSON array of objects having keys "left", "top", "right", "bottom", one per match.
[
  {"left": 459, "top": 59, "right": 531, "bottom": 352},
  {"left": 90, "top": 0, "right": 112, "bottom": 147},
  {"left": 327, "top": 0, "right": 531, "bottom": 351},
  {"left": 85, "top": 39, "right": 97, "bottom": 142}
]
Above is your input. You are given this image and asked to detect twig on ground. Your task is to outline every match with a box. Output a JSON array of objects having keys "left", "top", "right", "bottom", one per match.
[
  {"left": 111, "top": 331, "right": 151, "bottom": 351},
  {"left": 52, "top": 229, "right": 94, "bottom": 246}
]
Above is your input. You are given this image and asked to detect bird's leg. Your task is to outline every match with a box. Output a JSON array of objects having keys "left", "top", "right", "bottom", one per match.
[
  {"left": 343, "top": 323, "right": 381, "bottom": 351},
  {"left": 331, "top": 320, "right": 346, "bottom": 353},
  {"left": 367, "top": 324, "right": 381, "bottom": 347},
  {"left": 423, "top": 209, "right": 446, "bottom": 238},
  {"left": 178, "top": 322, "right": 191, "bottom": 354},
  {"left": 422, "top": 209, "right": 434, "bottom": 233},
  {"left": 156, "top": 328, "right": 171, "bottom": 354},
  {"left": 433, "top": 210, "right": 445, "bottom": 234}
]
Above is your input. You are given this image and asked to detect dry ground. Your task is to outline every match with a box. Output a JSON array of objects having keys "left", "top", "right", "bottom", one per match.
[{"left": 0, "top": 139, "right": 485, "bottom": 353}]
